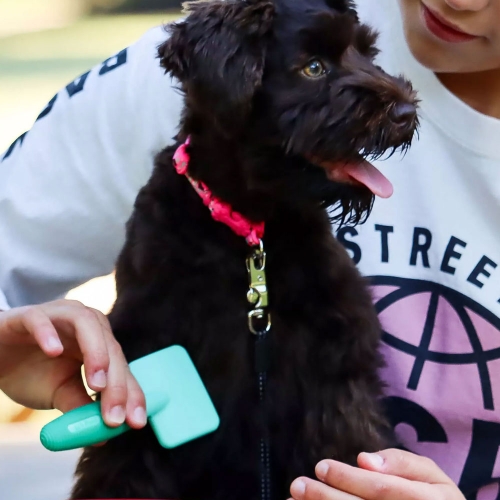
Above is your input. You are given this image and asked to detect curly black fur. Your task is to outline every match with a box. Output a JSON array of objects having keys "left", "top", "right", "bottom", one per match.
[{"left": 71, "top": 0, "right": 418, "bottom": 498}]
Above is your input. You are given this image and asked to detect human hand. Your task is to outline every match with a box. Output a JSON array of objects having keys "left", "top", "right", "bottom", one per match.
[
  {"left": 0, "top": 300, "right": 146, "bottom": 429},
  {"left": 289, "top": 448, "right": 465, "bottom": 500}
]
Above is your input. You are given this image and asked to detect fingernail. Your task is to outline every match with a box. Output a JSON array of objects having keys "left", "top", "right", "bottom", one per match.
[
  {"left": 132, "top": 406, "right": 147, "bottom": 426},
  {"left": 364, "top": 452, "right": 385, "bottom": 468},
  {"left": 91, "top": 370, "right": 107, "bottom": 389},
  {"left": 46, "top": 336, "right": 63, "bottom": 351},
  {"left": 316, "top": 461, "right": 329, "bottom": 480},
  {"left": 108, "top": 405, "right": 126, "bottom": 425},
  {"left": 291, "top": 479, "right": 306, "bottom": 498}
]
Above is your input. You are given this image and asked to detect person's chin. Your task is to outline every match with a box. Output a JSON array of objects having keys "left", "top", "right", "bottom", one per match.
[
  {"left": 399, "top": 2, "right": 489, "bottom": 74},
  {"left": 405, "top": 31, "right": 493, "bottom": 74},
  {"left": 402, "top": 24, "right": 457, "bottom": 72},
  {"left": 398, "top": 0, "right": 459, "bottom": 72}
]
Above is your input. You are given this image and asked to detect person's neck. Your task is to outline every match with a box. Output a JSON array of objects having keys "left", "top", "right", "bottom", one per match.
[{"left": 436, "top": 68, "right": 500, "bottom": 119}]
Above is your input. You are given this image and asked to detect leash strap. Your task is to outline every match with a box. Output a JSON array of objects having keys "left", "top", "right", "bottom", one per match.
[
  {"left": 248, "top": 244, "right": 273, "bottom": 500},
  {"left": 173, "top": 137, "right": 272, "bottom": 500},
  {"left": 258, "top": 368, "right": 272, "bottom": 500}
]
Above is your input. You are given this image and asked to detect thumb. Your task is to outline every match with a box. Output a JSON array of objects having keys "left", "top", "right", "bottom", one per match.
[
  {"left": 357, "top": 449, "right": 454, "bottom": 485},
  {"left": 52, "top": 374, "right": 94, "bottom": 413}
]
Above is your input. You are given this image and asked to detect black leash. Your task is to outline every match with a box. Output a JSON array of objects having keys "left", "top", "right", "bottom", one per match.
[
  {"left": 256, "top": 334, "right": 271, "bottom": 500},
  {"left": 247, "top": 241, "right": 272, "bottom": 500}
]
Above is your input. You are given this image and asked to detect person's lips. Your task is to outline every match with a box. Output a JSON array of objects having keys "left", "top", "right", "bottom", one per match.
[{"left": 421, "top": 4, "right": 479, "bottom": 43}]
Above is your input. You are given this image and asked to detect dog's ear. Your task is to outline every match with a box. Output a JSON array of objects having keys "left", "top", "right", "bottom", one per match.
[{"left": 158, "top": 0, "right": 275, "bottom": 133}]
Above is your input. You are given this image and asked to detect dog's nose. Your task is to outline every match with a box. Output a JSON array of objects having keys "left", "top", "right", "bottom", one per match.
[{"left": 390, "top": 103, "right": 417, "bottom": 124}]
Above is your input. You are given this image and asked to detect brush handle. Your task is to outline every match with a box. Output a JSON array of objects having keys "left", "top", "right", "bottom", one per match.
[
  {"left": 40, "top": 392, "right": 168, "bottom": 452},
  {"left": 40, "top": 401, "right": 128, "bottom": 451}
]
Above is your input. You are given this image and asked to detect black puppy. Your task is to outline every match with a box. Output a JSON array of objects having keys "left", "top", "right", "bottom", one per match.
[{"left": 72, "top": 0, "right": 418, "bottom": 499}]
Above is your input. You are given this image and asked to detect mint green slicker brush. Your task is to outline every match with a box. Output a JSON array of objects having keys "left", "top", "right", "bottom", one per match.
[{"left": 40, "top": 345, "right": 220, "bottom": 452}]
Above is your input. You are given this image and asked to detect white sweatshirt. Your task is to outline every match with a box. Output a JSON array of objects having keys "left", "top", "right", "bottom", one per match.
[{"left": 1, "top": 0, "right": 499, "bottom": 496}]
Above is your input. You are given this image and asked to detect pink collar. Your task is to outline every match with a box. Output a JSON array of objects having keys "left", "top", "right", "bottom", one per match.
[{"left": 173, "top": 137, "right": 265, "bottom": 247}]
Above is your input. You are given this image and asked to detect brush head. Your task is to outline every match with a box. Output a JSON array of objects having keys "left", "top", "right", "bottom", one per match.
[{"left": 130, "top": 345, "right": 220, "bottom": 448}]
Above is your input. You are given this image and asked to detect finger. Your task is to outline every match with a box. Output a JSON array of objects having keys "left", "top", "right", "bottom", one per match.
[
  {"left": 65, "top": 305, "right": 110, "bottom": 392},
  {"left": 92, "top": 311, "right": 138, "bottom": 429},
  {"left": 52, "top": 373, "right": 94, "bottom": 413},
  {"left": 19, "top": 307, "right": 63, "bottom": 356},
  {"left": 358, "top": 449, "right": 454, "bottom": 485},
  {"left": 124, "top": 368, "right": 147, "bottom": 429},
  {"left": 314, "top": 459, "right": 436, "bottom": 500},
  {"left": 290, "top": 477, "right": 361, "bottom": 500},
  {"left": 42, "top": 301, "right": 110, "bottom": 390},
  {"left": 99, "top": 338, "right": 128, "bottom": 427}
]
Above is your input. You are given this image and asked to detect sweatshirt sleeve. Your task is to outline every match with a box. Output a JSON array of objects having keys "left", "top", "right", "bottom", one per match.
[{"left": 0, "top": 26, "right": 183, "bottom": 308}]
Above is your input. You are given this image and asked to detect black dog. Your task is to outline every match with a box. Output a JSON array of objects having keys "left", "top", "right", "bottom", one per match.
[{"left": 72, "top": 0, "right": 417, "bottom": 498}]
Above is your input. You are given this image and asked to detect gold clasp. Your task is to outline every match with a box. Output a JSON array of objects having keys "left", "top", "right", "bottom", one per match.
[
  {"left": 246, "top": 240, "right": 268, "bottom": 309},
  {"left": 246, "top": 239, "right": 271, "bottom": 335}
]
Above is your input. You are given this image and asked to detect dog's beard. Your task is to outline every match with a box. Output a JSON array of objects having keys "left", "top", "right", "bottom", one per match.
[
  {"left": 244, "top": 151, "right": 374, "bottom": 225},
  {"left": 288, "top": 161, "right": 375, "bottom": 225},
  {"left": 326, "top": 182, "right": 374, "bottom": 225}
]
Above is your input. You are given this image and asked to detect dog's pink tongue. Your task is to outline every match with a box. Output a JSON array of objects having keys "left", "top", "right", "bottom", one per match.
[{"left": 344, "top": 161, "right": 394, "bottom": 198}]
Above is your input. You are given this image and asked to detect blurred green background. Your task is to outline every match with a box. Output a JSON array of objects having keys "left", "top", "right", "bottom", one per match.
[
  {"left": 0, "top": 0, "right": 182, "bottom": 424},
  {"left": 0, "top": 0, "right": 181, "bottom": 153}
]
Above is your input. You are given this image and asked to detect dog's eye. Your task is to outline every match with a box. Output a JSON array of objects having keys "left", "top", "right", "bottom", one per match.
[{"left": 301, "top": 60, "right": 326, "bottom": 79}]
